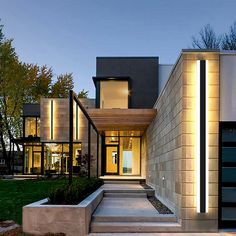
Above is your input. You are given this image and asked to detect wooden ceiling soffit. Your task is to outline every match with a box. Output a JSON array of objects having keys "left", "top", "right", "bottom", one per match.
[{"left": 87, "top": 108, "right": 157, "bottom": 132}]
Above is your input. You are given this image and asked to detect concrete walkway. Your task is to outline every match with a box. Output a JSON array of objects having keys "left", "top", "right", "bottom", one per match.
[
  {"left": 90, "top": 183, "right": 181, "bottom": 233},
  {"left": 89, "top": 233, "right": 236, "bottom": 236},
  {"left": 93, "top": 196, "right": 159, "bottom": 217},
  {"left": 96, "top": 183, "right": 158, "bottom": 217}
]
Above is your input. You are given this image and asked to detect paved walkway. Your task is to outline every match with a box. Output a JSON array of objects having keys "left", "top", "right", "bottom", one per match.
[
  {"left": 94, "top": 183, "right": 158, "bottom": 217},
  {"left": 94, "top": 197, "right": 159, "bottom": 217},
  {"left": 89, "top": 232, "right": 236, "bottom": 236}
]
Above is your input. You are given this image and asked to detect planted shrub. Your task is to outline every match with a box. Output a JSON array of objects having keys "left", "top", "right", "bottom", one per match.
[{"left": 48, "top": 177, "right": 103, "bottom": 205}]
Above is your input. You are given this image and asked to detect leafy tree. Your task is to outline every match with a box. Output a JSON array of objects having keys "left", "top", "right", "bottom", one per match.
[
  {"left": 51, "top": 73, "right": 74, "bottom": 98},
  {"left": 222, "top": 22, "right": 236, "bottom": 50},
  {"left": 78, "top": 89, "right": 89, "bottom": 98},
  {"left": 192, "top": 24, "right": 221, "bottom": 49}
]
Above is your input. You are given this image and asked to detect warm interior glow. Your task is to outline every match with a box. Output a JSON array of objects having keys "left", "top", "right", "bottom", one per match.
[
  {"left": 196, "top": 60, "right": 201, "bottom": 213},
  {"left": 100, "top": 80, "right": 129, "bottom": 108}
]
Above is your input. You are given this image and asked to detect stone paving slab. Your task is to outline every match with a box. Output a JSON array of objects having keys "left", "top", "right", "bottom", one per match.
[{"left": 101, "top": 183, "right": 143, "bottom": 190}]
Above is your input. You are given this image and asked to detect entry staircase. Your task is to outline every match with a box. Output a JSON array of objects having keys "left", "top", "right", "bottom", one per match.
[{"left": 90, "top": 179, "right": 181, "bottom": 233}]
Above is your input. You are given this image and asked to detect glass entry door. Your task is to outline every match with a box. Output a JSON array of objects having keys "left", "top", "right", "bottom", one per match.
[{"left": 106, "top": 145, "right": 119, "bottom": 174}]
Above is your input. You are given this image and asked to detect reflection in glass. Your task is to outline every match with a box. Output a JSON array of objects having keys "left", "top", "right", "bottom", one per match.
[
  {"left": 222, "top": 167, "right": 236, "bottom": 182},
  {"left": 222, "top": 207, "right": 236, "bottom": 220},
  {"left": 222, "top": 127, "right": 236, "bottom": 142},
  {"left": 222, "top": 187, "right": 236, "bottom": 202}
]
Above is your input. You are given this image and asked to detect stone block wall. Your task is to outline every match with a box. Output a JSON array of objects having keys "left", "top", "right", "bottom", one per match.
[
  {"left": 40, "top": 98, "right": 99, "bottom": 177},
  {"left": 146, "top": 51, "right": 220, "bottom": 231}
]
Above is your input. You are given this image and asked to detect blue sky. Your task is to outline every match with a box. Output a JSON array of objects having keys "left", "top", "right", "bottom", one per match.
[{"left": 1, "top": 0, "right": 236, "bottom": 97}]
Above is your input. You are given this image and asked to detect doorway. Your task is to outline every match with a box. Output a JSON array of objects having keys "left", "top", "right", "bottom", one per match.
[{"left": 105, "top": 145, "right": 119, "bottom": 175}]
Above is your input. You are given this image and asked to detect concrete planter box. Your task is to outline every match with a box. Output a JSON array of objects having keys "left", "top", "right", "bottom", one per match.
[{"left": 23, "top": 188, "right": 104, "bottom": 236}]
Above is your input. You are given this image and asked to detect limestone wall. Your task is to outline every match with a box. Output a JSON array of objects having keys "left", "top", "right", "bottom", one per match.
[{"left": 146, "top": 52, "right": 220, "bottom": 231}]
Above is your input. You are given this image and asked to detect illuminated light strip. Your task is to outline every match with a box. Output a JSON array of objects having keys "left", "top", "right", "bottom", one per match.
[
  {"left": 196, "top": 60, "right": 201, "bottom": 213},
  {"left": 50, "top": 99, "right": 54, "bottom": 140},
  {"left": 205, "top": 60, "right": 209, "bottom": 213},
  {"left": 76, "top": 105, "right": 78, "bottom": 140},
  {"left": 196, "top": 60, "right": 208, "bottom": 213}
]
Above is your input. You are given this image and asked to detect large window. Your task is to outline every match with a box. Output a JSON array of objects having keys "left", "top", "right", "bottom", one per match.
[
  {"left": 44, "top": 143, "right": 81, "bottom": 174},
  {"left": 100, "top": 80, "right": 129, "bottom": 108},
  {"left": 24, "top": 144, "right": 41, "bottom": 174},
  {"left": 25, "top": 117, "right": 40, "bottom": 137}
]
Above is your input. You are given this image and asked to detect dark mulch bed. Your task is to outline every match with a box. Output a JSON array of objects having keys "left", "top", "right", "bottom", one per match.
[
  {"left": 148, "top": 196, "right": 173, "bottom": 214},
  {"left": 140, "top": 183, "right": 153, "bottom": 189},
  {"left": 0, "top": 220, "right": 15, "bottom": 228}
]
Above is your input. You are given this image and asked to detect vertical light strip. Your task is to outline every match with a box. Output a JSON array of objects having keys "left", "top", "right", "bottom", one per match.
[
  {"left": 50, "top": 99, "right": 54, "bottom": 140},
  {"left": 196, "top": 60, "right": 208, "bottom": 213},
  {"left": 205, "top": 60, "right": 209, "bottom": 213},
  {"left": 196, "top": 60, "right": 201, "bottom": 213},
  {"left": 76, "top": 104, "right": 78, "bottom": 140}
]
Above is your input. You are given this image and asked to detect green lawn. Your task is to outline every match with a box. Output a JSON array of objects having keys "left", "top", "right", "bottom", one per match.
[{"left": 0, "top": 178, "right": 69, "bottom": 224}]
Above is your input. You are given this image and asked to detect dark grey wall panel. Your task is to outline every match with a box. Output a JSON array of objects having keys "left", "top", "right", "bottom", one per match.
[
  {"left": 23, "top": 104, "right": 40, "bottom": 117},
  {"left": 96, "top": 57, "right": 159, "bottom": 108}
]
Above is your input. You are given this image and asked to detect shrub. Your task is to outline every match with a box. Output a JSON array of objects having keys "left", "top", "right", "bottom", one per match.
[{"left": 48, "top": 177, "right": 103, "bottom": 205}]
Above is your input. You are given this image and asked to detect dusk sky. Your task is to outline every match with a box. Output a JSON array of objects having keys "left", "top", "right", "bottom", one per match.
[{"left": 1, "top": 0, "right": 236, "bottom": 97}]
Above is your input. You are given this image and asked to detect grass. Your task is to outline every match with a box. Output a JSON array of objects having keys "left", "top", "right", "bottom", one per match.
[{"left": 0, "top": 177, "right": 100, "bottom": 225}]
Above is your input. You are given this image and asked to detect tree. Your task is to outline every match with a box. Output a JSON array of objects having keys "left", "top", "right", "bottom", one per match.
[
  {"left": 222, "top": 22, "right": 236, "bottom": 50},
  {"left": 78, "top": 89, "right": 89, "bottom": 98},
  {"left": 51, "top": 73, "right": 74, "bottom": 98},
  {"left": 192, "top": 24, "right": 221, "bottom": 49}
]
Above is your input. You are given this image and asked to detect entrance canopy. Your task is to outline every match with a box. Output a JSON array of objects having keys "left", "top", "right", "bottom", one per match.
[{"left": 87, "top": 109, "right": 157, "bottom": 134}]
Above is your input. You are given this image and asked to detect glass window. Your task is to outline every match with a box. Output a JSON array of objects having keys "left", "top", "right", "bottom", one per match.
[
  {"left": 119, "top": 137, "right": 140, "bottom": 175},
  {"left": 100, "top": 80, "right": 129, "bottom": 108},
  {"left": 24, "top": 145, "right": 41, "bottom": 174},
  {"left": 25, "top": 118, "right": 37, "bottom": 137},
  {"left": 44, "top": 143, "right": 81, "bottom": 174},
  {"left": 222, "top": 207, "right": 236, "bottom": 220},
  {"left": 25, "top": 117, "right": 40, "bottom": 137},
  {"left": 222, "top": 147, "right": 236, "bottom": 163},
  {"left": 222, "top": 127, "right": 236, "bottom": 142},
  {"left": 222, "top": 167, "right": 236, "bottom": 182},
  {"left": 37, "top": 118, "right": 40, "bottom": 137},
  {"left": 222, "top": 187, "right": 236, "bottom": 202}
]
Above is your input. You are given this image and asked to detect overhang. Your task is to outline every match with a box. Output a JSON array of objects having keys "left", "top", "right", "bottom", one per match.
[{"left": 87, "top": 109, "right": 157, "bottom": 133}]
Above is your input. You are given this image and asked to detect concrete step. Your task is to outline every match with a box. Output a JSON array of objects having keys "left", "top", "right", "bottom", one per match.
[
  {"left": 92, "top": 214, "right": 177, "bottom": 223},
  {"left": 104, "top": 180, "right": 141, "bottom": 184},
  {"left": 104, "top": 189, "right": 155, "bottom": 197},
  {"left": 104, "top": 192, "right": 147, "bottom": 198},
  {"left": 90, "top": 221, "right": 181, "bottom": 233}
]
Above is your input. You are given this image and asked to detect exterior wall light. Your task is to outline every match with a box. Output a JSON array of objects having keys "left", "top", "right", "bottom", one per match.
[
  {"left": 50, "top": 99, "right": 54, "bottom": 140},
  {"left": 75, "top": 104, "right": 79, "bottom": 140},
  {"left": 196, "top": 60, "right": 208, "bottom": 213}
]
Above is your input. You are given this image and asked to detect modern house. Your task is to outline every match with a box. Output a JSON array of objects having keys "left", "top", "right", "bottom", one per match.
[{"left": 16, "top": 50, "right": 236, "bottom": 231}]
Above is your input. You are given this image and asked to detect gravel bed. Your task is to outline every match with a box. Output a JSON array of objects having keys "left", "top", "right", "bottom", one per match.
[{"left": 148, "top": 196, "right": 173, "bottom": 214}]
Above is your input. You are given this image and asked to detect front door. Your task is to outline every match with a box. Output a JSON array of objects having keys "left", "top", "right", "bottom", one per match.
[{"left": 105, "top": 145, "right": 119, "bottom": 175}]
